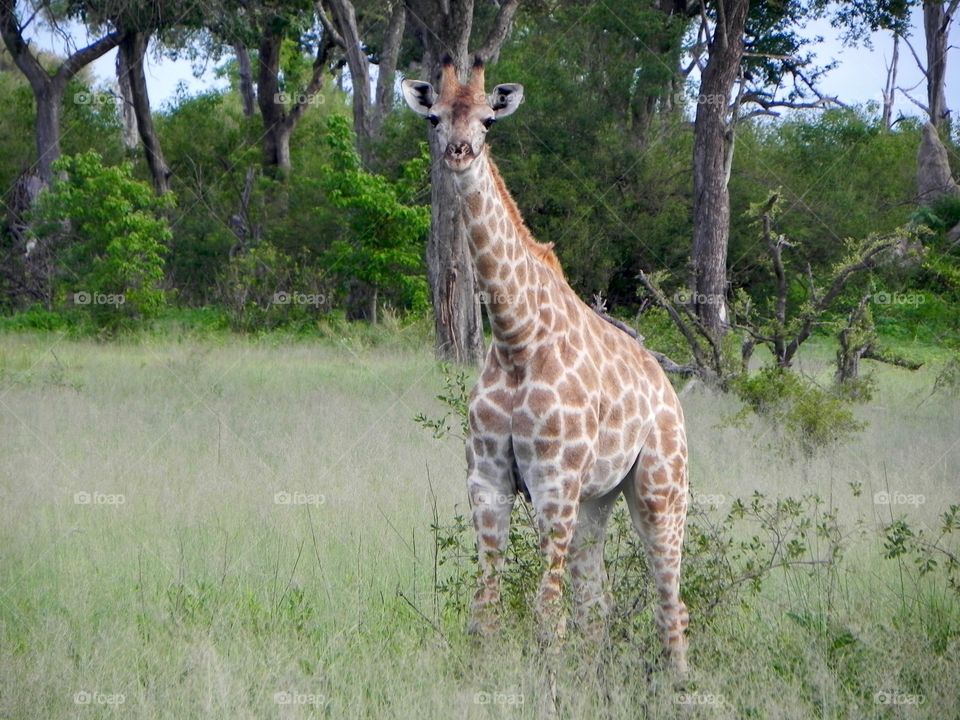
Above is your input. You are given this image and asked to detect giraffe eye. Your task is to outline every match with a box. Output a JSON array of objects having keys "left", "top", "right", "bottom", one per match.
[
  {"left": 482, "top": 117, "right": 496, "bottom": 129},
  {"left": 427, "top": 114, "right": 440, "bottom": 127}
]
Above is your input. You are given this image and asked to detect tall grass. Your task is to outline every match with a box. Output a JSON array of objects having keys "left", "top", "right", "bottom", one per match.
[{"left": 0, "top": 331, "right": 956, "bottom": 718}]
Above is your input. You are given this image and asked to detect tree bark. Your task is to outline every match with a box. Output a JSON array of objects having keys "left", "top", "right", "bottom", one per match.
[
  {"left": 116, "top": 50, "right": 138, "bottom": 149},
  {"left": 255, "top": 18, "right": 331, "bottom": 173},
  {"left": 690, "top": 0, "right": 749, "bottom": 338},
  {"left": 923, "top": 0, "right": 952, "bottom": 127},
  {"left": 406, "top": 0, "right": 518, "bottom": 365},
  {"left": 234, "top": 42, "right": 256, "bottom": 118},
  {"left": 119, "top": 30, "right": 171, "bottom": 195},
  {"left": 882, "top": 33, "right": 899, "bottom": 130},
  {"left": 257, "top": 27, "right": 291, "bottom": 171},
  {"left": 322, "top": 0, "right": 406, "bottom": 166}
]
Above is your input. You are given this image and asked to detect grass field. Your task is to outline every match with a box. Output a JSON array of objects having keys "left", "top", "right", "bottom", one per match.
[{"left": 0, "top": 328, "right": 958, "bottom": 719}]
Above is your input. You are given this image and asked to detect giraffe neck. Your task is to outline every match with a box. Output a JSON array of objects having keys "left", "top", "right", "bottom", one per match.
[{"left": 453, "top": 153, "right": 555, "bottom": 356}]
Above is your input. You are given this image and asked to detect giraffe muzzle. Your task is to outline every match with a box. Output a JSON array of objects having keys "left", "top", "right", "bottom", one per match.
[{"left": 445, "top": 141, "right": 474, "bottom": 164}]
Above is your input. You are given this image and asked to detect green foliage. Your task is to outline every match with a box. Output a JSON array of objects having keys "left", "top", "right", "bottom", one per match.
[
  {"left": 883, "top": 505, "right": 960, "bottom": 596},
  {"left": 320, "top": 116, "right": 430, "bottom": 315},
  {"left": 413, "top": 362, "right": 470, "bottom": 441},
  {"left": 31, "top": 152, "right": 171, "bottom": 328},
  {"left": 730, "top": 366, "right": 865, "bottom": 459},
  {"left": 217, "top": 242, "right": 331, "bottom": 332}
]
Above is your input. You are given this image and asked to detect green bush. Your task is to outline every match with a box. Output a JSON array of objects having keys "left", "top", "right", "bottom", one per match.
[
  {"left": 320, "top": 116, "right": 431, "bottom": 319},
  {"left": 31, "top": 152, "right": 171, "bottom": 329},
  {"left": 730, "top": 365, "right": 865, "bottom": 459}
]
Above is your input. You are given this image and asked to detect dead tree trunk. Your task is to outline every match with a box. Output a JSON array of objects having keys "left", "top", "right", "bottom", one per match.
[
  {"left": 119, "top": 30, "right": 171, "bottom": 195},
  {"left": 407, "top": 0, "right": 519, "bottom": 365},
  {"left": 882, "top": 33, "right": 899, "bottom": 130},
  {"left": 923, "top": 0, "right": 953, "bottom": 127},
  {"left": 691, "top": 0, "right": 750, "bottom": 338}
]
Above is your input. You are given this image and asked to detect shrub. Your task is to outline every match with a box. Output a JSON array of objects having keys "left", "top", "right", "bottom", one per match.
[
  {"left": 730, "top": 366, "right": 865, "bottom": 459},
  {"left": 320, "top": 116, "right": 430, "bottom": 321},
  {"left": 31, "top": 152, "right": 171, "bottom": 329}
]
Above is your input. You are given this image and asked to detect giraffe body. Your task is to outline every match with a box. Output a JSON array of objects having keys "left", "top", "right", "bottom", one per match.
[{"left": 403, "top": 58, "right": 689, "bottom": 672}]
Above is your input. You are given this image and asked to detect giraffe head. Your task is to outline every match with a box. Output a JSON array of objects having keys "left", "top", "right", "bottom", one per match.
[{"left": 401, "top": 55, "right": 523, "bottom": 172}]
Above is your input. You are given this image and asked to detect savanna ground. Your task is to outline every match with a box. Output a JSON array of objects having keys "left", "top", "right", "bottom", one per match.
[{"left": 0, "top": 322, "right": 958, "bottom": 719}]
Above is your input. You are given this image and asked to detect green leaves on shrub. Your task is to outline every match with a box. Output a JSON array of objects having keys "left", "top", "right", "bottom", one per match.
[
  {"left": 320, "top": 116, "right": 430, "bottom": 316},
  {"left": 31, "top": 151, "right": 171, "bottom": 328},
  {"left": 730, "top": 366, "right": 865, "bottom": 459}
]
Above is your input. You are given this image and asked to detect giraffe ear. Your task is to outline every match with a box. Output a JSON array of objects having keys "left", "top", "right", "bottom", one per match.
[
  {"left": 402, "top": 79, "right": 436, "bottom": 116},
  {"left": 489, "top": 83, "right": 523, "bottom": 118}
]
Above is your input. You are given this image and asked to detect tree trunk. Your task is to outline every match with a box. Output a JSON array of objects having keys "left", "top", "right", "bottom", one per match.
[
  {"left": 406, "top": 0, "right": 518, "bottom": 365},
  {"left": 0, "top": 4, "right": 121, "bottom": 185},
  {"left": 256, "top": 28, "right": 291, "bottom": 172},
  {"left": 119, "top": 30, "right": 171, "bottom": 195},
  {"left": 690, "top": 0, "right": 750, "bottom": 338},
  {"left": 116, "top": 50, "right": 138, "bottom": 149},
  {"left": 923, "top": 0, "right": 950, "bottom": 127},
  {"left": 233, "top": 43, "right": 256, "bottom": 118},
  {"left": 34, "top": 84, "right": 64, "bottom": 185},
  {"left": 882, "top": 34, "right": 899, "bottom": 130}
]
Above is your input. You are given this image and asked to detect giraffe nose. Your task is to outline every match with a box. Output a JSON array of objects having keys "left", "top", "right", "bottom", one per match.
[{"left": 445, "top": 141, "right": 472, "bottom": 159}]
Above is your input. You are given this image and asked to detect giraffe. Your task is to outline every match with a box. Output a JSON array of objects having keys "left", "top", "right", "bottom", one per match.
[{"left": 403, "top": 57, "right": 690, "bottom": 673}]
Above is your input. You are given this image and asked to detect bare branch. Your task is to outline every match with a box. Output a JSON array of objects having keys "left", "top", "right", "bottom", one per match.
[
  {"left": 899, "top": 32, "right": 929, "bottom": 77},
  {"left": 316, "top": 0, "right": 346, "bottom": 48},
  {"left": 471, "top": 0, "right": 519, "bottom": 63}
]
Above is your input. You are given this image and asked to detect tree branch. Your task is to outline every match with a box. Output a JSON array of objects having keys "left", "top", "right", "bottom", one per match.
[
  {"left": 56, "top": 29, "right": 122, "bottom": 86},
  {"left": 0, "top": 2, "right": 49, "bottom": 93},
  {"left": 471, "top": 0, "right": 519, "bottom": 63},
  {"left": 316, "top": 0, "right": 346, "bottom": 48}
]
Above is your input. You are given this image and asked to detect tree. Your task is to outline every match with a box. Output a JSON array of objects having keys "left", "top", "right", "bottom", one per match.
[
  {"left": 318, "top": 0, "right": 405, "bottom": 166},
  {"left": 0, "top": 0, "right": 122, "bottom": 184},
  {"left": 254, "top": 3, "right": 332, "bottom": 172},
  {"left": 405, "top": 0, "right": 519, "bottom": 364},
  {"left": 687, "top": 0, "right": 912, "bottom": 338}
]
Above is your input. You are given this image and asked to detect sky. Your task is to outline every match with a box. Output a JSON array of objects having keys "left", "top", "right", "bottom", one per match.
[{"left": 21, "top": 4, "right": 960, "bottom": 119}]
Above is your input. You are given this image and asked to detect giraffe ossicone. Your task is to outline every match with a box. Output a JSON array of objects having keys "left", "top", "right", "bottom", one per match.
[{"left": 403, "top": 56, "right": 690, "bottom": 674}]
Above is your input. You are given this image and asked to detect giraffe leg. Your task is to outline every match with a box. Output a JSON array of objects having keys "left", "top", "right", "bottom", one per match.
[
  {"left": 466, "top": 469, "right": 516, "bottom": 636},
  {"left": 567, "top": 490, "right": 618, "bottom": 637},
  {"left": 529, "top": 478, "right": 580, "bottom": 643},
  {"left": 624, "top": 445, "right": 690, "bottom": 674}
]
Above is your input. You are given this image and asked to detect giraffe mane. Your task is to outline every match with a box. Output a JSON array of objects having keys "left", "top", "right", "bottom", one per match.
[{"left": 485, "top": 156, "right": 565, "bottom": 277}]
